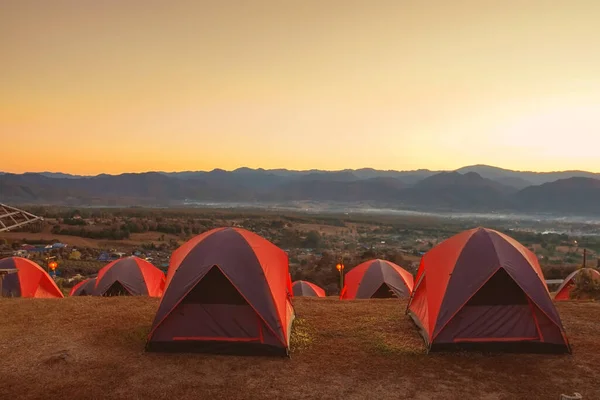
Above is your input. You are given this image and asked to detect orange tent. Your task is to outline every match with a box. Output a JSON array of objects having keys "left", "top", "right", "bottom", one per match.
[
  {"left": 94, "top": 256, "right": 165, "bottom": 297},
  {"left": 0, "top": 257, "right": 64, "bottom": 298},
  {"left": 408, "top": 227, "right": 570, "bottom": 353},
  {"left": 69, "top": 278, "right": 97, "bottom": 296},
  {"left": 554, "top": 268, "right": 600, "bottom": 301},
  {"left": 340, "top": 259, "right": 414, "bottom": 299},
  {"left": 147, "top": 227, "right": 294, "bottom": 356},
  {"left": 292, "top": 280, "right": 326, "bottom": 297}
]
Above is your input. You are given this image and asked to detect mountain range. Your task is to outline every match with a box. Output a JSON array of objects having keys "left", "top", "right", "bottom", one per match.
[{"left": 1, "top": 165, "right": 600, "bottom": 215}]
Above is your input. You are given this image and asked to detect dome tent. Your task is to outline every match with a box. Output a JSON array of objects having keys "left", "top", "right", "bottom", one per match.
[
  {"left": 70, "top": 278, "right": 97, "bottom": 296},
  {"left": 292, "top": 280, "right": 325, "bottom": 297},
  {"left": 408, "top": 227, "right": 570, "bottom": 353},
  {"left": 340, "top": 259, "right": 413, "bottom": 299},
  {"left": 94, "top": 256, "right": 165, "bottom": 297},
  {"left": 0, "top": 257, "right": 63, "bottom": 298},
  {"left": 147, "top": 228, "right": 295, "bottom": 356}
]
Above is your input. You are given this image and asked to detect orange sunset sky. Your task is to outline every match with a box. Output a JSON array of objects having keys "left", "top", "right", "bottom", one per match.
[{"left": 2, "top": 1, "right": 600, "bottom": 175}]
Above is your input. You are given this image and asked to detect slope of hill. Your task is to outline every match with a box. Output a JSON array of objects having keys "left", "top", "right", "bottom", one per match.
[
  {"left": 0, "top": 297, "right": 598, "bottom": 400},
  {"left": 515, "top": 177, "right": 600, "bottom": 214},
  {"left": 457, "top": 164, "right": 600, "bottom": 187},
  {"left": 401, "top": 172, "right": 515, "bottom": 210}
]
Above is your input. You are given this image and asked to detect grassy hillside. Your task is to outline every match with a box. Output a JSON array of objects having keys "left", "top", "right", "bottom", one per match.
[{"left": 0, "top": 297, "right": 598, "bottom": 399}]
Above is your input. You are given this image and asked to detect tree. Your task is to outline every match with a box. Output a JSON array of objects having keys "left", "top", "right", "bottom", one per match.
[
  {"left": 571, "top": 269, "right": 600, "bottom": 300},
  {"left": 302, "top": 231, "right": 322, "bottom": 249}
]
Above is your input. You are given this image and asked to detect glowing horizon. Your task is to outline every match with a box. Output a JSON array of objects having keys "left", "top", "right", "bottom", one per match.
[{"left": 2, "top": 1, "right": 600, "bottom": 175}]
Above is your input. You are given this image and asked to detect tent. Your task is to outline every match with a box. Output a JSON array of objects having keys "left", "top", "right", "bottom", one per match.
[
  {"left": 292, "top": 280, "right": 325, "bottom": 297},
  {"left": 554, "top": 268, "right": 600, "bottom": 301},
  {"left": 69, "top": 278, "right": 97, "bottom": 296},
  {"left": 0, "top": 257, "right": 64, "bottom": 298},
  {"left": 147, "top": 227, "right": 295, "bottom": 356},
  {"left": 94, "top": 256, "right": 165, "bottom": 297},
  {"left": 407, "top": 227, "right": 570, "bottom": 353},
  {"left": 340, "top": 259, "right": 414, "bottom": 299}
]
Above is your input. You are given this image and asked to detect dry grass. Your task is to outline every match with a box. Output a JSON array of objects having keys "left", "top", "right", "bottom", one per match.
[{"left": 0, "top": 298, "right": 599, "bottom": 400}]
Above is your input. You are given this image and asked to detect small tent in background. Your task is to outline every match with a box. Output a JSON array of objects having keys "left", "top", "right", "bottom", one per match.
[
  {"left": 340, "top": 259, "right": 413, "bottom": 300},
  {"left": 292, "top": 280, "right": 325, "bottom": 297},
  {"left": 94, "top": 256, "right": 165, "bottom": 297},
  {"left": 554, "top": 268, "right": 600, "bottom": 301},
  {"left": 69, "top": 278, "right": 97, "bottom": 296},
  {"left": 147, "top": 227, "right": 295, "bottom": 356},
  {"left": 408, "top": 227, "right": 570, "bottom": 353},
  {"left": 0, "top": 257, "right": 64, "bottom": 298}
]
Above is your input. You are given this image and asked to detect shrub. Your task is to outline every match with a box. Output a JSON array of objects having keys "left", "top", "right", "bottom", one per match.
[{"left": 571, "top": 269, "right": 600, "bottom": 300}]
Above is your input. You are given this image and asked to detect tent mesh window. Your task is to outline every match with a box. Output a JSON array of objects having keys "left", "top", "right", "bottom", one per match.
[{"left": 182, "top": 266, "right": 247, "bottom": 305}]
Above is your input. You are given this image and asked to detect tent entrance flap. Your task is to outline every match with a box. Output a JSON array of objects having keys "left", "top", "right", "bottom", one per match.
[
  {"left": 439, "top": 268, "right": 539, "bottom": 343},
  {"left": 165, "top": 266, "right": 263, "bottom": 342}
]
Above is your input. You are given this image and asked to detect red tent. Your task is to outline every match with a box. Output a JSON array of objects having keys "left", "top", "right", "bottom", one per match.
[
  {"left": 340, "top": 259, "right": 413, "bottom": 300},
  {"left": 94, "top": 256, "right": 165, "bottom": 297},
  {"left": 69, "top": 278, "right": 97, "bottom": 296},
  {"left": 147, "top": 227, "right": 295, "bottom": 356},
  {"left": 408, "top": 227, "right": 570, "bottom": 353},
  {"left": 554, "top": 268, "right": 600, "bottom": 301},
  {"left": 0, "top": 257, "right": 63, "bottom": 298},
  {"left": 292, "top": 280, "right": 325, "bottom": 297}
]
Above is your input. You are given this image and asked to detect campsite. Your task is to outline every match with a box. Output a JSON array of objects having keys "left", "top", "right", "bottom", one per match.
[
  {"left": 5, "top": 1, "right": 600, "bottom": 398},
  {"left": 2, "top": 212, "right": 600, "bottom": 399}
]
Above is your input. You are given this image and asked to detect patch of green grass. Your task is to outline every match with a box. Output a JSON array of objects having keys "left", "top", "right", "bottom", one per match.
[
  {"left": 290, "top": 318, "right": 314, "bottom": 351},
  {"left": 370, "top": 333, "right": 424, "bottom": 356}
]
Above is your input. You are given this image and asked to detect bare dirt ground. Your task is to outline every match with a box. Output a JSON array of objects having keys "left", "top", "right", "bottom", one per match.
[{"left": 0, "top": 298, "right": 598, "bottom": 400}]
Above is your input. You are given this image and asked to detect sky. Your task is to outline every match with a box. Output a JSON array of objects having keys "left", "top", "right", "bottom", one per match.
[{"left": 2, "top": 0, "right": 600, "bottom": 175}]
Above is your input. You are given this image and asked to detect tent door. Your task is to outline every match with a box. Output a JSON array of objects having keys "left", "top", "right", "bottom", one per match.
[
  {"left": 169, "top": 266, "right": 263, "bottom": 342},
  {"left": 371, "top": 283, "right": 397, "bottom": 298},
  {"left": 446, "top": 268, "right": 540, "bottom": 343},
  {"left": 103, "top": 281, "right": 132, "bottom": 296}
]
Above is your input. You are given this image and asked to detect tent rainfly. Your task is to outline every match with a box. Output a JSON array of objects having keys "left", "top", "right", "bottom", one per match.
[
  {"left": 146, "top": 228, "right": 295, "bottom": 356},
  {"left": 407, "top": 227, "right": 570, "bottom": 353},
  {"left": 0, "top": 257, "right": 63, "bottom": 298},
  {"left": 340, "top": 259, "right": 414, "bottom": 300},
  {"left": 292, "top": 280, "right": 326, "bottom": 297}
]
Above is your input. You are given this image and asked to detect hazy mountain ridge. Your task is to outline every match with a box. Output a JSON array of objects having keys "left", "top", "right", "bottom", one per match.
[{"left": 2, "top": 165, "right": 600, "bottom": 214}]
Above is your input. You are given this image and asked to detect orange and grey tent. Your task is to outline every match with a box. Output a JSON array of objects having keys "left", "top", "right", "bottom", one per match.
[
  {"left": 147, "top": 227, "right": 295, "bottom": 356},
  {"left": 554, "top": 268, "right": 600, "bottom": 301},
  {"left": 0, "top": 257, "right": 64, "bottom": 298},
  {"left": 292, "top": 280, "right": 325, "bottom": 297},
  {"left": 70, "top": 278, "right": 97, "bottom": 296},
  {"left": 340, "top": 259, "right": 414, "bottom": 299},
  {"left": 94, "top": 256, "right": 165, "bottom": 297},
  {"left": 407, "top": 227, "right": 570, "bottom": 353}
]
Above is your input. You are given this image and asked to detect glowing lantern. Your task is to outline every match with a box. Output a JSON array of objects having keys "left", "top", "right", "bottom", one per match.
[{"left": 48, "top": 261, "right": 58, "bottom": 271}]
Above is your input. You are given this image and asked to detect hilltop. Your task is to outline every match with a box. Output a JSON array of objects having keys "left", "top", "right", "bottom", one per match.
[{"left": 0, "top": 297, "right": 599, "bottom": 400}]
